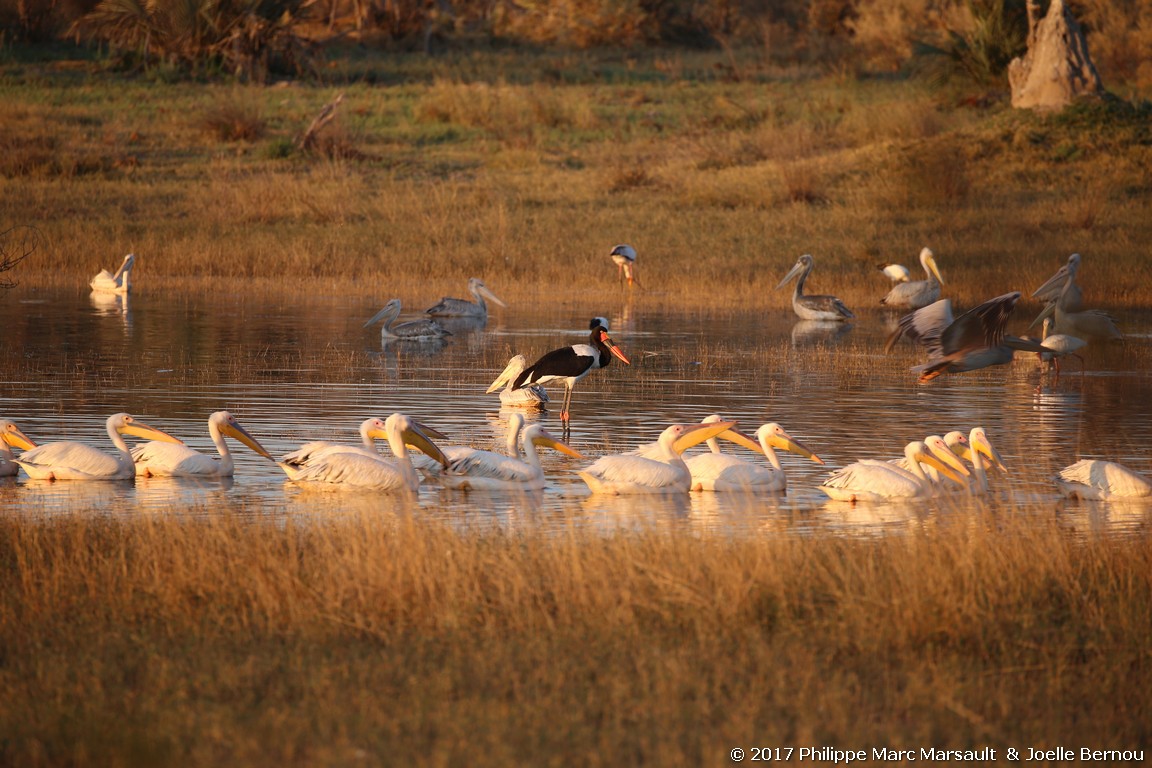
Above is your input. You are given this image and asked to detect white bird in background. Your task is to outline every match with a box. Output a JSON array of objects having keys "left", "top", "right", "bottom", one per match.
[
  {"left": 132, "top": 410, "right": 274, "bottom": 478},
  {"left": 441, "top": 423, "right": 583, "bottom": 491},
  {"left": 1038, "top": 317, "right": 1087, "bottom": 374},
  {"left": 15, "top": 413, "right": 183, "bottom": 481},
  {"left": 1, "top": 420, "right": 38, "bottom": 478},
  {"left": 877, "top": 263, "right": 911, "bottom": 284},
  {"left": 364, "top": 299, "right": 451, "bottom": 342},
  {"left": 776, "top": 254, "right": 855, "bottom": 322},
  {"left": 686, "top": 418, "right": 825, "bottom": 492},
  {"left": 880, "top": 247, "right": 945, "bottom": 310},
  {"left": 820, "top": 437, "right": 970, "bottom": 502},
  {"left": 609, "top": 244, "right": 640, "bottom": 287},
  {"left": 486, "top": 355, "right": 549, "bottom": 409},
  {"left": 577, "top": 421, "right": 735, "bottom": 494},
  {"left": 286, "top": 413, "right": 448, "bottom": 491},
  {"left": 425, "top": 278, "right": 507, "bottom": 319},
  {"left": 90, "top": 253, "right": 135, "bottom": 294},
  {"left": 1054, "top": 460, "right": 1152, "bottom": 500}
]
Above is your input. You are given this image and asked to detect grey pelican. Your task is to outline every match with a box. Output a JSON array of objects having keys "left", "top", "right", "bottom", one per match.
[
  {"left": 1, "top": 420, "right": 37, "bottom": 477},
  {"left": 577, "top": 421, "right": 736, "bottom": 494},
  {"left": 486, "top": 355, "right": 549, "bottom": 409},
  {"left": 132, "top": 411, "right": 274, "bottom": 478},
  {"left": 15, "top": 413, "right": 183, "bottom": 481},
  {"left": 364, "top": 299, "right": 451, "bottom": 341},
  {"left": 513, "top": 325, "right": 630, "bottom": 424},
  {"left": 885, "top": 292, "right": 1046, "bottom": 383},
  {"left": 880, "top": 247, "right": 944, "bottom": 310},
  {"left": 425, "top": 278, "right": 506, "bottom": 318},
  {"left": 685, "top": 418, "right": 824, "bottom": 492},
  {"left": 820, "top": 437, "right": 970, "bottom": 502},
  {"left": 441, "top": 423, "right": 582, "bottom": 491},
  {"left": 1054, "top": 460, "right": 1152, "bottom": 499},
  {"left": 285, "top": 413, "right": 448, "bottom": 491},
  {"left": 90, "top": 253, "right": 135, "bottom": 294},
  {"left": 776, "top": 254, "right": 855, "bottom": 321},
  {"left": 1033, "top": 272, "right": 1123, "bottom": 342},
  {"left": 1031, "top": 253, "right": 1083, "bottom": 314},
  {"left": 609, "top": 244, "right": 639, "bottom": 286}
]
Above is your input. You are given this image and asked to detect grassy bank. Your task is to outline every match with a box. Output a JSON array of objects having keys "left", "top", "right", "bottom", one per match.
[
  {"left": 2, "top": 48, "right": 1151, "bottom": 312},
  {"left": 0, "top": 511, "right": 1149, "bottom": 765}
]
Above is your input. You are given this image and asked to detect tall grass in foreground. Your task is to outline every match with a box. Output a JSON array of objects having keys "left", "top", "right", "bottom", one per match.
[{"left": 1, "top": 510, "right": 1149, "bottom": 765}]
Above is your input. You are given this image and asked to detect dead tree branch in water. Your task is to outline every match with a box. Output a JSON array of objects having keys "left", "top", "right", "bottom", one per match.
[{"left": 0, "top": 225, "right": 43, "bottom": 290}]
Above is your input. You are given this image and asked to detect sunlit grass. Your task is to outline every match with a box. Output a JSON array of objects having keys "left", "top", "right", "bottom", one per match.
[{"left": 0, "top": 510, "right": 1148, "bottom": 765}]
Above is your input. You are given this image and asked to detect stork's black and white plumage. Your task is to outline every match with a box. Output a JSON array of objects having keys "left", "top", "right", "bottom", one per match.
[
  {"left": 513, "top": 325, "right": 630, "bottom": 423},
  {"left": 609, "top": 244, "right": 639, "bottom": 286}
]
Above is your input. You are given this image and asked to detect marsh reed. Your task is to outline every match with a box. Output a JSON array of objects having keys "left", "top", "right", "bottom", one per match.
[{"left": 1, "top": 510, "right": 1149, "bottom": 765}]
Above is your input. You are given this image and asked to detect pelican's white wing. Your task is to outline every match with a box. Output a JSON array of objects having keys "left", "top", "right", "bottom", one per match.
[
  {"left": 132, "top": 443, "right": 220, "bottom": 476},
  {"left": 17, "top": 443, "right": 124, "bottom": 480},
  {"left": 1055, "top": 460, "right": 1152, "bottom": 500},
  {"left": 686, "top": 454, "right": 786, "bottom": 492},
  {"left": 289, "top": 452, "right": 410, "bottom": 490},
  {"left": 578, "top": 455, "right": 687, "bottom": 494},
  {"left": 820, "top": 462, "right": 925, "bottom": 501}
]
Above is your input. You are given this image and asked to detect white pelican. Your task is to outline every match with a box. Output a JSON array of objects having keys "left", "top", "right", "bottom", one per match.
[
  {"left": 15, "top": 413, "right": 183, "bottom": 481},
  {"left": 441, "top": 424, "right": 582, "bottom": 491},
  {"left": 776, "top": 254, "right": 855, "bottom": 321},
  {"left": 364, "top": 299, "right": 451, "bottom": 342},
  {"left": 1031, "top": 253, "right": 1083, "bottom": 314},
  {"left": 280, "top": 416, "right": 449, "bottom": 480},
  {"left": 1054, "top": 460, "right": 1152, "bottom": 500},
  {"left": 820, "top": 437, "right": 970, "bottom": 502},
  {"left": 425, "top": 278, "right": 506, "bottom": 319},
  {"left": 686, "top": 419, "right": 824, "bottom": 492},
  {"left": 513, "top": 324, "right": 630, "bottom": 424},
  {"left": 880, "top": 247, "right": 944, "bottom": 310},
  {"left": 1, "top": 420, "right": 37, "bottom": 478},
  {"left": 287, "top": 413, "right": 448, "bottom": 491},
  {"left": 878, "top": 263, "right": 911, "bottom": 283},
  {"left": 131, "top": 411, "right": 274, "bottom": 478},
  {"left": 896, "top": 429, "right": 1006, "bottom": 493},
  {"left": 486, "top": 355, "right": 549, "bottom": 409},
  {"left": 609, "top": 244, "right": 640, "bottom": 287},
  {"left": 885, "top": 292, "right": 1046, "bottom": 383},
  {"left": 409, "top": 413, "right": 526, "bottom": 476},
  {"left": 90, "top": 253, "right": 135, "bottom": 294},
  {"left": 577, "top": 421, "right": 736, "bottom": 495}
]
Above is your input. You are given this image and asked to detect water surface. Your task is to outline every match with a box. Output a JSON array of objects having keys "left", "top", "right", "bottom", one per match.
[{"left": 3, "top": 286, "right": 1150, "bottom": 538}]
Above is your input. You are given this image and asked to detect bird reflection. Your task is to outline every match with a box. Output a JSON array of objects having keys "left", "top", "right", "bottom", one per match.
[
  {"left": 791, "top": 320, "right": 853, "bottom": 347},
  {"left": 90, "top": 291, "right": 132, "bottom": 331}
]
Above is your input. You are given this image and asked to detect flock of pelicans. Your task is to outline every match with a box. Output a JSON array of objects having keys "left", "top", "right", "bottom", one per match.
[{"left": 0, "top": 246, "right": 1147, "bottom": 502}]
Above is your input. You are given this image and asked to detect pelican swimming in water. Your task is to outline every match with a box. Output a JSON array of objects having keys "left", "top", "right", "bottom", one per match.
[
  {"left": 885, "top": 292, "right": 1046, "bottom": 383},
  {"left": 609, "top": 244, "right": 640, "bottom": 287},
  {"left": 685, "top": 417, "right": 824, "bottom": 492},
  {"left": 89, "top": 253, "right": 135, "bottom": 294},
  {"left": 425, "top": 278, "right": 506, "bottom": 319},
  {"left": 776, "top": 254, "right": 855, "bottom": 321},
  {"left": 820, "top": 437, "right": 970, "bottom": 502},
  {"left": 15, "top": 413, "right": 183, "bottom": 481},
  {"left": 285, "top": 413, "right": 448, "bottom": 491},
  {"left": 364, "top": 299, "right": 451, "bottom": 342},
  {"left": 441, "top": 423, "right": 582, "bottom": 491},
  {"left": 880, "top": 247, "right": 944, "bottom": 310},
  {"left": 894, "top": 428, "right": 1006, "bottom": 493},
  {"left": 280, "top": 417, "right": 448, "bottom": 479},
  {"left": 1, "top": 420, "right": 38, "bottom": 477},
  {"left": 1054, "top": 459, "right": 1152, "bottom": 500},
  {"left": 132, "top": 411, "right": 274, "bottom": 478},
  {"left": 486, "top": 355, "right": 549, "bottom": 409},
  {"left": 577, "top": 421, "right": 735, "bottom": 495}
]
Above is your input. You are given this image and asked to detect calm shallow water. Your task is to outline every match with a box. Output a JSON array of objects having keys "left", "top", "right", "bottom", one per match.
[{"left": 2, "top": 285, "right": 1151, "bottom": 538}]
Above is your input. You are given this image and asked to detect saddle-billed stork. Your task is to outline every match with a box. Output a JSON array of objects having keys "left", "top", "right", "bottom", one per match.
[
  {"left": 513, "top": 324, "right": 630, "bottom": 424},
  {"left": 609, "top": 244, "right": 639, "bottom": 287}
]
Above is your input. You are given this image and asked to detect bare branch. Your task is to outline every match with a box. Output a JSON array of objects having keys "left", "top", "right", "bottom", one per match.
[{"left": 0, "top": 225, "right": 43, "bottom": 290}]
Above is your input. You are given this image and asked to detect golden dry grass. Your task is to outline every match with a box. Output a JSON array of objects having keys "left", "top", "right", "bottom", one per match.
[{"left": 1, "top": 511, "right": 1149, "bottom": 765}]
